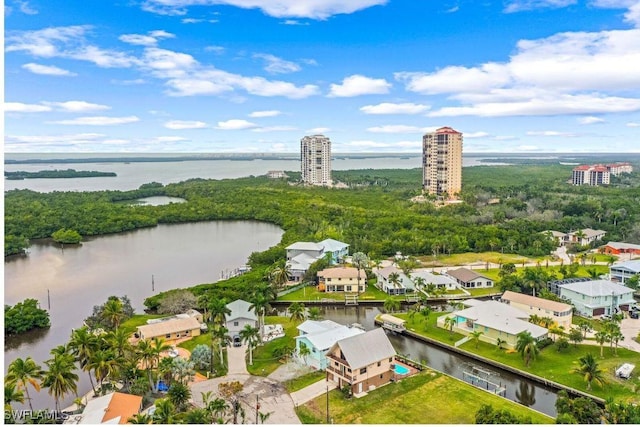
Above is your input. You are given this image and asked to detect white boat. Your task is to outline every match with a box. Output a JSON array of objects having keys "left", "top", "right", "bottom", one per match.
[
  {"left": 380, "top": 314, "right": 406, "bottom": 333},
  {"left": 615, "top": 363, "right": 635, "bottom": 379}
]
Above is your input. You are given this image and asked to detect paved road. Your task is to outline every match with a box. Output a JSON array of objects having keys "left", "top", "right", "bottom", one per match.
[{"left": 290, "top": 379, "right": 336, "bottom": 406}]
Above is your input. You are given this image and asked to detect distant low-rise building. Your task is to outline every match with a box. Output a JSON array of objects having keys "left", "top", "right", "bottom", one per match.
[
  {"left": 606, "top": 162, "right": 633, "bottom": 175},
  {"left": 501, "top": 290, "right": 573, "bottom": 329},
  {"left": 602, "top": 242, "right": 640, "bottom": 256},
  {"left": 445, "top": 268, "right": 493, "bottom": 288},
  {"left": 545, "top": 229, "right": 606, "bottom": 247},
  {"left": 325, "top": 328, "right": 396, "bottom": 395},
  {"left": 609, "top": 260, "right": 640, "bottom": 284},
  {"left": 558, "top": 280, "right": 636, "bottom": 317},
  {"left": 266, "top": 170, "right": 288, "bottom": 179},
  {"left": 572, "top": 165, "right": 610, "bottom": 186}
]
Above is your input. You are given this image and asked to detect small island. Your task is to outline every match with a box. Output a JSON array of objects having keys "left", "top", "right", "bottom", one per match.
[{"left": 5, "top": 169, "right": 117, "bottom": 180}]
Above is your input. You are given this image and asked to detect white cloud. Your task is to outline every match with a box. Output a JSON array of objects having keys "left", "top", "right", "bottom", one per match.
[
  {"left": 395, "top": 63, "right": 511, "bottom": 95},
  {"left": 164, "top": 120, "right": 208, "bottom": 129},
  {"left": 328, "top": 74, "right": 391, "bottom": 97},
  {"left": 281, "top": 19, "right": 309, "bottom": 25},
  {"left": 22, "top": 62, "right": 77, "bottom": 76},
  {"left": 249, "top": 110, "right": 282, "bottom": 117},
  {"left": 140, "top": 0, "right": 388, "bottom": 19},
  {"left": 360, "top": 102, "right": 429, "bottom": 115},
  {"left": 366, "top": 125, "right": 437, "bottom": 133},
  {"left": 142, "top": 47, "right": 198, "bottom": 78},
  {"left": 119, "top": 30, "right": 175, "bottom": 46},
  {"left": 465, "top": 131, "right": 491, "bottom": 138},
  {"left": 205, "top": 45, "right": 225, "bottom": 53},
  {"left": 504, "top": 0, "right": 577, "bottom": 13},
  {"left": 526, "top": 130, "right": 579, "bottom": 137},
  {"left": 4, "top": 102, "right": 52, "bottom": 113},
  {"left": 577, "top": 116, "right": 605, "bottom": 124},
  {"left": 307, "top": 127, "right": 331, "bottom": 133},
  {"left": 49, "top": 116, "right": 140, "bottom": 125},
  {"left": 445, "top": 5, "right": 460, "bottom": 13},
  {"left": 43, "top": 101, "right": 111, "bottom": 112},
  {"left": 494, "top": 135, "right": 518, "bottom": 140},
  {"left": 182, "top": 18, "right": 204, "bottom": 23},
  {"left": 16, "top": 0, "right": 38, "bottom": 15},
  {"left": 111, "top": 78, "right": 147, "bottom": 85},
  {"left": 626, "top": 121, "right": 640, "bottom": 127},
  {"left": 153, "top": 136, "right": 190, "bottom": 142},
  {"left": 5, "top": 133, "right": 105, "bottom": 144},
  {"left": 253, "top": 53, "right": 301, "bottom": 74},
  {"left": 216, "top": 119, "right": 258, "bottom": 130}
]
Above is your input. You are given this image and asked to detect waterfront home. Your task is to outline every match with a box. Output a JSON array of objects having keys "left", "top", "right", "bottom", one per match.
[
  {"left": 325, "top": 328, "right": 396, "bottom": 395},
  {"left": 295, "top": 320, "right": 364, "bottom": 370},
  {"left": 317, "top": 267, "right": 365, "bottom": 293},
  {"left": 225, "top": 299, "right": 258, "bottom": 336},
  {"left": 444, "top": 268, "right": 493, "bottom": 289},
  {"left": 558, "top": 280, "right": 636, "bottom": 317},
  {"left": 609, "top": 260, "right": 640, "bottom": 284},
  {"left": 136, "top": 316, "right": 202, "bottom": 342},
  {"left": 602, "top": 242, "right": 640, "bottom": 257},
  {"left": 501, "top": 290, "right": 573, "bottom": 329},
  {"left": 411, "top": 270, "right": 459, "bottom": 291},
  {"left": 375, "top": 266, "right": 413, "bottom": 295},
  {"left": 438, "top": 300, "right": 548, "bottom": 349},
  {"left": 285, "top": 239, "right": 350, "bottom": 281},
  {"left": 64, "top": 392, "right": 142, "bottom": 424}
]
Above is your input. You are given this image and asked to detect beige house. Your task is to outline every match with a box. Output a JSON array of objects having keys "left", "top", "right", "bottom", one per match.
[
  {"left": 136, "top": 316, "right": 201, "bottom": 342},
  {"left": 317, "top": 267, "right": 365, "bottom": 293},
  {"left": 325, "top": 328, "right": 396, "bottom": 395},
  {"left": 500, "top": 291, "right": 573, "bottom": 329}
]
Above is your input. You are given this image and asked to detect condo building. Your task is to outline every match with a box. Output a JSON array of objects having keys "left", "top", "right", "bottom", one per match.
[
  {"left": 301, "top": 134, "right": 332, "bottom": 186},
  {"left": 422, "top": 126, "right": 463, "bottom": 197},
  {"left": 572, "top": 165, "right": 610, "bottom": 186}
]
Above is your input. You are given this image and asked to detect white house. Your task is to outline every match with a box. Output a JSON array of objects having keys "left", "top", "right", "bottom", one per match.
[
  {"left": 544, "top": 229, "right": 606, "bottom": 247},
  {"left": 375, "top": 266, "right": 413, "bottom": 295},
  {"left": 445, "top": 268, "right": 493, "bottom": 288},
  {"left": 609, "top": 260, "right": 640, "bottom": 284},
  {"left": 501, "top": 290, "right": 573, "bottom": 330},
  {"left": 318, "top": 238, "right": 349, "bottom": 264},
  {"left": 225, "top": 299, "right": 258, "bottom": 336},
  {"left": 285, "top": 239, "right": 349, "bottom": 282},
  {"left": 411, "top": 270, "right": 459, "bottom": 291},
  {"left": 295, "top": 320, "right": 364, "bottom": 370},
  {"left": 558, "top": 280, "right": 636, "bottom": 317}
]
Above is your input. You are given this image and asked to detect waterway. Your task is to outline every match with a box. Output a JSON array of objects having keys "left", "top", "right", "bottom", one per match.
[
  {"left": 318, "top": 305, "right": 558, "bottom": 417},
  {"left": 4, "top": 220, "right": 284, "bottom": 411}
]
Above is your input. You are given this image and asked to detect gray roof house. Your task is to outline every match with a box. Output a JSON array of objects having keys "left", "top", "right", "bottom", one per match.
[
  {"left": 610, "top": 260, "right": 640, "bottom": 284},
  {"left": 411, "top": 270, "right": 459, "bottom": 291},
  {"left": 446, "top": 268, "right": 493, "bottom": 288},
  {"left": 559, "top": 280, "right": 636, "bottom": 317},
  {"left": 225, "top": 299, "right": 258, "bottom": 336}
]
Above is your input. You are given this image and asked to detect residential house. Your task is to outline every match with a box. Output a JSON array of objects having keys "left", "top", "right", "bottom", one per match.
[
  {"left": 286, "top": 242, "right": 324, "bottom": 261},
  {"left": 136, "top": 316, "right": 202, "bottom": 342},
  {"left": 295, "top": 320, "right": 364, "bottom": 370},
  {"left": 375, "top": 266, "right": 413, "bottom": 295},
  {"left": 558, "top": 280, "right": 636, "bottom": 317},
  {"left": 317, "top": 267, "right": 365, "bottom": 293},
  {"left": 225, "top": 299, "right": 258, "bottom": 336},
  {"left": 325, "top": 328, "right": 396, "bottom": 395},
  {"left": 64, "top": 392, "right": 142, "bottom": 424},
  {"left": 609, "top": 260, "right": 640, "bottom": 284},
  {"left": 445, "top": 268, "right": 493, "bottom": 289},
  {"left": 411, "top": 270, "right": 459, "bottom": 291},
  {"left": 500, "top": 290, "right": 573, "bottom": 330},
  {"left": 438, "top": 300, "right": 548, "bottom": 349},
  {"left": 544, "top": 229, "right": 606, "bottom": 247},
  {"left": 285, "top": 239, "right": 350, "bottom": 282},
  {"left": 602, "top": 242, "right": 640, "bottom": 256},
  {"left": 288, "top": 252, "right": 320, "bottom": 282},
  {"left": 319, "top": 238, "right": 349, "bottom": 264}
]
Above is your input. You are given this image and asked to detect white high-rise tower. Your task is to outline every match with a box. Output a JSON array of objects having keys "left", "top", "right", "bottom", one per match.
[{"left": 301, "top": 135, "right": 332, "bottom": 186}]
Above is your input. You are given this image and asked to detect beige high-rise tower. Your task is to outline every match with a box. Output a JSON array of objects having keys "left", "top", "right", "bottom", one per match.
[
  {"left": 422, "top": 127, "right": 463, "bottom": 197},
  {"left": 301, "top": 134, "right": 332, "bottom": 186}
]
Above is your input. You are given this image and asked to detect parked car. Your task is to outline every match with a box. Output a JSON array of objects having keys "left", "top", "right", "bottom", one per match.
[
  {"left": 233, "top": 335, "right": 242, "bottom": 347},
  {"left": 630, "top": 311, "right": 639, "bottom": 319}
]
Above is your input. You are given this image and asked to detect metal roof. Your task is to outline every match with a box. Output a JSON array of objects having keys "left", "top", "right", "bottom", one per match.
[
  {"left": 328, "top": 328, "right": 396, "bottom": 370},
  {"left": 559, "top": 280, "right": 634, "bottom": 297},
  {"left": 225, "top": 299, "right": 258, "bottom": 322}
]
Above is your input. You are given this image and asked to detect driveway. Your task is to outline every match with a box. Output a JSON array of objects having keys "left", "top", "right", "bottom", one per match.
[
  {"left": 227, "top": 343, "right": 249, "bottom": 375},
  {"left": 619, "top": 316, "right": 640, "bottom": 352}
]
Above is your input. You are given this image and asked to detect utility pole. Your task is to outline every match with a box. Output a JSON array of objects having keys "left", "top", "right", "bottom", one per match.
[
  {"left": 255, "top": 395, "right": 259, "bottom": 424},
  {"left": 152, "top": 274, "right": 155, "bottom": 292},
  {"left": 326, "top": 384, "right": 330, "bottom": 423},
  {"left": 47, "top": 289, "right": 51, "bottom": 310}
]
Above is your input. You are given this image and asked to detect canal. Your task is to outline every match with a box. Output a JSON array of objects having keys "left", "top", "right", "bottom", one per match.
[{"left": 317, "top": 305, "right": 558, "bottom": 417}]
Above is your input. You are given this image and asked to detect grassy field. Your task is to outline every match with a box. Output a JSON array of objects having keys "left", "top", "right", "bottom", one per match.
[
  {"left": 278, "top": 283, "right": 397, "bottom": 302},
  {"left": 120, "top": 313, "right": 165, "bottom": 329},
  {"left": 296, "top": 370, "right": 553, "bottom": 424},
  {"left": 418, "top": 251, "right": 538, "bottom": 267},
  {"left": 247, "top": 316, "right": 300, "bottom": 376},
  {"left": 394, "top": 311, "right": 640, "bottom": 404},
  {"left": 177, "top": 332, "right": 211, "bottom": 352},
  {"left": 283, "top": 371, "right": 326, "bottom": 393}
]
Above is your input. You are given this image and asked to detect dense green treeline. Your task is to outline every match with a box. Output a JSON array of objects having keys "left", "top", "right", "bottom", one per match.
[
  {"left": 5, "top": 169, "right": 117, "bottom": 180},
  {"left": 5, "top": 166, "right": 640, "bottom": 260}
]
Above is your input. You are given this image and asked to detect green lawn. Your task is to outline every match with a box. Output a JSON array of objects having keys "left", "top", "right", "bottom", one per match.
[
  {"left": 418, "top": 252, "right": 538, "bottom": 267},
  {"left": 467, "top": 286, "right": 502, "bottom": 297},
  {"left": 120, "top": 313, "right": 165, "bottom": 329},
  {"left": 277, "top": 284, "right": 399, "bottom": 302},
  {"left": 177, "top": 332, "right": 211, "bottom": 352},
  {"left": 247, "top": 316, "right": 300, "bottom": 376},
  {"left": 296, "top": 370, "right": 553, "bottom": 424},
  {"left": 394, "top": 311, "right": 640, "bottom": 404},
  {"left": 283, "top": 371, "right": 326, "bottom": 393}
]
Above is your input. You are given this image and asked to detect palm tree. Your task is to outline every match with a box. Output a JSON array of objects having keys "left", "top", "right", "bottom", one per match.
[
  {"left": 388, "top": 272, "right": 402, "bottom": 293},
  {"left": 298, "top": 342, "right": 311, "bottom": 364},
  {"left": 351, "top": 252, "right": 369, "bottom": 295},
  {"left": 167, "top": 382, "right": 192, "bottom": 412},
  {"left": 128, "top": 413, "right": 153, "bottom": 424},
  {"left": 136, "top": 337, "right": 170, "bottom": 393},
  {"left": 413, "top": 276, "right": 426, "bottom": 292},
  {"left": 594, "top": 331, "right": 608, "bottom": 358},
  {"left": 288, "top": 302, "right": 306, "bottom": 322},
  {"left": 239, "top": 324, "right": 260, "bottom": 365},
  {"left": 308, "top": 307, "right": 322, "bottom": 321},
  {"left": 270, "top": 263, "right": 291, "bottom": 290},
  {"left": 207, "top": 397, "right": 229, "bottom": 422},
  {"left": 152, "top": 398, "right": 177, "bottom": 424},
  {"left": 101, "top": 297, "right": 125, "bottom": 330},
  {"left": 105, "top": 326, "right": 134, "bottom": 359},
  {"left": 470, "top": 330, "right": 484, "bottom": 348},
  {"left": 69, "top": 326, "right": 100, "bottom": 394},
  {"left": 212, "top": 324, "right": 230, "bottom": 366},
  {"left": 383, "top": 297, "right": 400, "bottom": 313},
  {"left": 515, "top": 331, "right": 540, "bottom": 367},
  {"left": 572, "top": 353, "right": 606, "bottom": 390},
  {"left": 577, "top": 320, "right": 592, "bottom": 338},
  {"left": 42, "top": 352, "right": 79, "bottom": 412},
  {"left": 4, "top": 381, "right": 25, "bottom": 412},
  {"left": 87, "top": 349, "right": 119, "bottom": 394},
  {"left": 249, "top": 292, "right": 271, "bottom": 333},
  {"left": 6, "top": 357, "right": 44, "bottom": 411},
  {"left": 495, "top": 337, "right": 506, "bottom": 350},
  {"left": 208, "top": 298, "right": 231, "bottom": 329}
]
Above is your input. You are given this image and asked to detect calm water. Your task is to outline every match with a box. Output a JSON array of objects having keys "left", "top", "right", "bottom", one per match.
[
  {"left": 4, "top": 221, "right": 283, "bottom": 410},
  {"left": 3, "top": 154, "right": 505, "bottom": 192},
  {"left": 320, "top": 306, "right": 557, "bottom": 417}
]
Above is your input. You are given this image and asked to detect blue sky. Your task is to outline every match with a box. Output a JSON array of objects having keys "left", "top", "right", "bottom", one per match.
[{"left": 4, "top": 0, "right": 640, "bottom": 153}]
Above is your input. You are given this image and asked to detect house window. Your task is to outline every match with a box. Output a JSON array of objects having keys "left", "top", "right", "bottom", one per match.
[
  {"left": 389, "top": 358, "right": 393, "bottom": 362},
  {"left": 335, "top": 362, "right": 339, "bottom": 367},
  {"left": 346, "top": 286, "right": 352, "bottom": 291},
  {"left": 166, "top": 334, "right": 171, "bottom": 338},
  {"left": 380, "top": 374, "right": 383, "bottom": 379},
  {"left": 377, "top": 361, "right": 381, "bottom": 367},
  {"left": 360, "top": 367, "right": 367, "bottom": 374},
  {"left": 234, "top": 321, "right": 239, "bottom": 326}
]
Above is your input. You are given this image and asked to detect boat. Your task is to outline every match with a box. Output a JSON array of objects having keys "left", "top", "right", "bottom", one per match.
[
  {"left": 379, "top": 314, "right": 407, "bottom": 333},
  {"left": 615, "top": 363, "right": 635, "bottom": 379}
]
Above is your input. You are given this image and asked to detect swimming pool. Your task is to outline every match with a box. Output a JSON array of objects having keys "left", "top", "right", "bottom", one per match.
[{"left": 394, "top": 364, "right": 409, "bottom": 375}]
